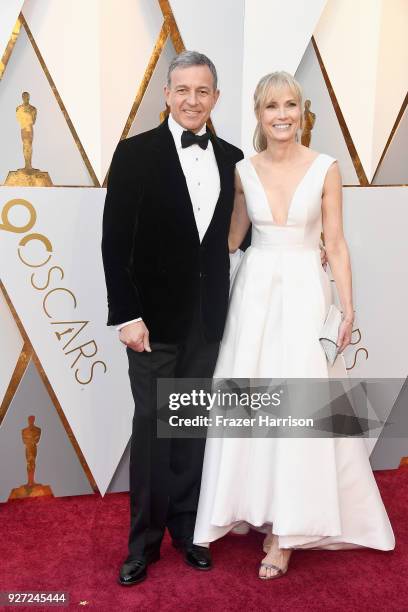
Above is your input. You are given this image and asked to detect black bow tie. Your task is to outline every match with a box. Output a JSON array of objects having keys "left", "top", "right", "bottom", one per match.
[{"left": 181, "top": 130, "right": 210, "bottom": 150}]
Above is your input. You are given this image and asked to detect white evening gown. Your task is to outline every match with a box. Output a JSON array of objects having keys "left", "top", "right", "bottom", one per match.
[{"left": 193, "top": 154, "right": 395, "bottom": 551}]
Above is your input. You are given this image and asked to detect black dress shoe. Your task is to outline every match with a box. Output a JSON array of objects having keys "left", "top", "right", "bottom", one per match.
[
  {"left": 118, "top": 549, "right": 160, "bottom": 586},
  {"left": 185, "top": 544, "right": 212, "bottom": 570},
  {"left": 175, "top": 541, "right": 212, "bottom": 571}
]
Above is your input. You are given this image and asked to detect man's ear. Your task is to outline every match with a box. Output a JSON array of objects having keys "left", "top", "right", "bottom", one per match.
[{"left": 164, "top": 85, "right": 170, "bottom": 104}]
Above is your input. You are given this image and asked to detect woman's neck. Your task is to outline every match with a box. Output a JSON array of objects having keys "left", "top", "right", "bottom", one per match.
[{"left": 263, "top": 140, "right": 300, "bottom": 164}]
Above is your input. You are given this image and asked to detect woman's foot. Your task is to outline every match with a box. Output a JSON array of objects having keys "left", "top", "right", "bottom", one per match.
[
  {"left": 231, "top": 522, "right": 250, "bottom": 535},
  {"left": 259, "top": 534, "right": 292, "bottom": 580},
  {"left": 263, "top": 531, "right": 273, "bottom": 553}
]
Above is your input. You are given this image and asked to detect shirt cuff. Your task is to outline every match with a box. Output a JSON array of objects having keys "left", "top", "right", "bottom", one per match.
[{"left": 116, "top": 317, "right": 142, "bottom": 331}]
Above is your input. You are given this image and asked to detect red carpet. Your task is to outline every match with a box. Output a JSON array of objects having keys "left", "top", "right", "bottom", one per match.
[{"left": 1, "top": 469, "right": 407, "bottom": 611}]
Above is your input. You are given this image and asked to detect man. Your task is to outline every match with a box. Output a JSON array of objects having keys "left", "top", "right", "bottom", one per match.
[{"left": 102, "top": 50, "right": 243, "bottom": 586}]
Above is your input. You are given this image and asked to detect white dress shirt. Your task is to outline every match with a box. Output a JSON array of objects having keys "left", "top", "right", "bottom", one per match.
[{"left": 117, "top": 114, "right": 221, "bottom": 331}]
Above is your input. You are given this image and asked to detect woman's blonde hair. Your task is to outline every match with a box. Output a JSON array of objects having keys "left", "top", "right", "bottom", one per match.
[{"left": 253, "top": 71, "right": 303, "bottom": 152}]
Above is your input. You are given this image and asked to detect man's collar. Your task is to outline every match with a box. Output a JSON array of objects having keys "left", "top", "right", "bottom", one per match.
[{"left": 168, "top": 114, "right": 206, "bottom": 149}]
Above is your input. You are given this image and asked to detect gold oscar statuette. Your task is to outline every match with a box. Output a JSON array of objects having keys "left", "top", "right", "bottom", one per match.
[
  {"left": 301, "top": 99, "right": 316, "bottom": 148},
  {"left": 5, "top": 92, "right": 53, "bottom": 186},
  {"left": 399, "top": 456, "right": 408, "bottom": 468},
  {"left": 8, "top": 415, "right": 54, "bottom": 499}
]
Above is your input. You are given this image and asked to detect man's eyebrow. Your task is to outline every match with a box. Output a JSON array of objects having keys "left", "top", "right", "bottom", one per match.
[{"left": 174, "top": 84, "right": 211, "bottom": 90}]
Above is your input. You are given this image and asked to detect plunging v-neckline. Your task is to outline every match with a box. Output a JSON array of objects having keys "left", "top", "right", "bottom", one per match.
[{"left": 248, "top": 154, "right": 322, "bottom": 226}]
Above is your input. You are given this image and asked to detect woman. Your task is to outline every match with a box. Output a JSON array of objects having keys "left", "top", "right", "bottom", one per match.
[{"left": 193, "top": 72, "right": 395, "bottom": 579}]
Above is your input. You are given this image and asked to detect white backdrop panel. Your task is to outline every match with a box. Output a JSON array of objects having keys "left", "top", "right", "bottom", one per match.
[
  {"left": 241, "top": 0, "right": 328, "bottom": 155},
  {"left": 342, "top": 187, "right": 407, "bottom": 378},
  {"left": 170, "top": 0, "right": 244, "bottom": 147},
  {"left": 373, "top": 105, "right": 408, "bottom": 185},
  {"left": 0, "top": 187, "right": 133, "bottom": 494}
]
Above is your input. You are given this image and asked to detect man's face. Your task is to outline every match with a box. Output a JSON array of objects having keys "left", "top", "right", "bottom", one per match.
[{"left": 164, "top": 65, "right": 219, "bottom": 133}]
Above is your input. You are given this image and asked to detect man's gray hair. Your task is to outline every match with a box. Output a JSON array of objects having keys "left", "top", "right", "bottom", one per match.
[{"left": 167, "top": 50, "right": 218, "bottom": 90}]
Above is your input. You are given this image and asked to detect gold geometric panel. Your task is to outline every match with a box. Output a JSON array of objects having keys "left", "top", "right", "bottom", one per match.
[
  {"left": 0, "top": 0, "right": 186, "bottom": 497},
  {"left": 0, "top": 23, "right": 95, "bottom": 187},
  {"left": 128, "top": 37, "right": 177, "bottom": 139},
  {"left": 314, "top": 0, "right": 408, "bottom": 183},
  {"left": 372, "top": 94, "right": 408, "bottom": 185},
  {"left": 103, "top": 0, "right": 185, "bottom": 184},
  {"left": 0, "top": 289, "right": 25, "bottom": 416},
  {"left": 311, "top": 37, "right": 368, "bottom": 186},
  {"left": 0, "top": 16, "right": 21, "bottom": 81},
  {"left": 296, "top": 40, "right": 360, "bottom": 185},
  {"left": 0, "top": 282, "right": 97, "bottom": 494},
  {"left": 0, "top": 186, "right": 136, "bottom": 495},
  {"left": 0, "top": 359, "right": 95, "bottom": 501},
  {"left": 23, "top": 0, "right": 165, "bottom": 184},
  {"left": 158, "top": 0, "right": 184, "bottom": 52}
]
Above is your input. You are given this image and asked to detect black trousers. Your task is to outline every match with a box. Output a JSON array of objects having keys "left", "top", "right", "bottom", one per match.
[{"left": 126, "top": 308, "right": 219, "bottom": 558}]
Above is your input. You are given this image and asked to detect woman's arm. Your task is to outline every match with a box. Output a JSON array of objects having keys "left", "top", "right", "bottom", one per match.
[
  {"left": 229, "top": 170, "right": 250, "bottom": 253},
  {"left": 322, "top": 161, "right": 354, "bottom": 352}
]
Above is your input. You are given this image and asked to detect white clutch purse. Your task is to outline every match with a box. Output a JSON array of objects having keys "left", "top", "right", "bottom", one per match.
[{"left": 319, "top": 304, "right": 342, "bottom": 366}]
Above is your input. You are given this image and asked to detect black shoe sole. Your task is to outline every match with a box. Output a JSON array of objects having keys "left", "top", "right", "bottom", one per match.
[
  {"left": 184, "top": 556, "right": 213, "bottom": 571},
  {"left": 117, "top": 551, "right": 161, "bottom": 586},
  {"left": 118, "top": 573, "right": 147, "bottom": 587},
  {"left": 172, "top": 541, "right": 212, "bottom": 571}
]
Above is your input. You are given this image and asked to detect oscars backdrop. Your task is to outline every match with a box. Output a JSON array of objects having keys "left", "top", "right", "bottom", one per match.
[{"left": 0, "top": 0, "right": 407, "bottom": 501}]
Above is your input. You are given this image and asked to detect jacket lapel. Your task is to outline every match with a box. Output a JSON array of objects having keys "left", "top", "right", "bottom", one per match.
[
  {"left": 201, "top": 130, "right": 229, "bottom": 246},
  {"left": 150, "top": 119, "right": 200, "bottom": 243},
  {"left": 149, "top": 119, "right": 231, "bottom": 246}
]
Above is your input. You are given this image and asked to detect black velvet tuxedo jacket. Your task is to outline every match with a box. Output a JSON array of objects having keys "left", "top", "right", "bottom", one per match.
[{"left": 101, "top": 118, "right": 243, "bottom": 343}]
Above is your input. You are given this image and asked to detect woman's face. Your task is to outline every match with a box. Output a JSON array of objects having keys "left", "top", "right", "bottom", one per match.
[{"left": 259, "top": 85, "right": 302, "bottom": 145}]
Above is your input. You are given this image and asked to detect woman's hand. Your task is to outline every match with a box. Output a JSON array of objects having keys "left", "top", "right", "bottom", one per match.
[
  {"left": 322, "top": 162, "right": 354, "bottom": 356},
  {"left": 229, "top": 170, "right": 250, "bottom": 252},
  {"left": 337, "top": 317, "right": 354, "bottom": 353},
  {"left": 320, "top": 244, "right": 328, "bottom": 269}
]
